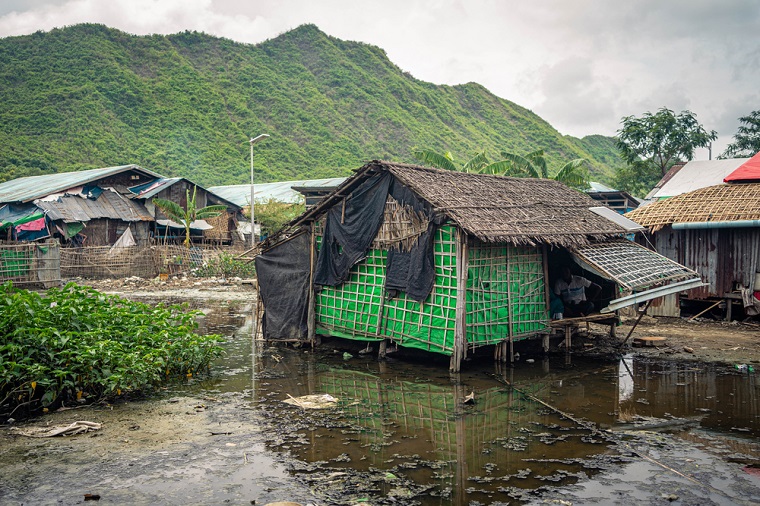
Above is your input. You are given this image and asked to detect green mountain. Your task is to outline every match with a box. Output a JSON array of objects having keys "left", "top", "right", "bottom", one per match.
[{"left": 0, "top": 23, "right": 623, "bottom": 187}]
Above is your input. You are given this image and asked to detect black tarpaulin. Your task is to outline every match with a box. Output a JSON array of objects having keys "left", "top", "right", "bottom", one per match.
[
  {"left": 385, "top": 222, "right": 437, "bottom": 301},
  {"left": 314, "top": 171, "right": 440, "bottom": 302},
  {"left": 254, "top": 230, "right": 312, "bottom": 340},
  {"left": 383, "top": 177, "right": 442, "bottom": 302},
  {"left": 314, "top": 172, "right": 392, "bottom": 286}
]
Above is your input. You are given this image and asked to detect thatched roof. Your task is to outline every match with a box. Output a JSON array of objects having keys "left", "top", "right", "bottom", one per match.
[
  {"left": 292, "top": 161, "right": 629, "bottom": 248},
  {"left": 625, "top": 183, "right": 760, "bottom": 230}
]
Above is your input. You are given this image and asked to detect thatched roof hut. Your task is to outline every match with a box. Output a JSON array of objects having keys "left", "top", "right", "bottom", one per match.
[
  {"left": 626, "top": 183, "right": 760, "bottom": 231},
  {"left": 282, "top": 161, "right": 629, "bottom": 246},
  {"left": 625, "top": 183, "right": 760, "bottom": 313},
  {"left": 256, "top": 161, "right": 701, "bottom": 370}
]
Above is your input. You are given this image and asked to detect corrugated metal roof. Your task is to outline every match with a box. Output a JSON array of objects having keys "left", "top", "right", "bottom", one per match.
[
  {"left": 129, "top": 177, "right": 183, "bottom": 199},
  {"left": 209, "top": 177, "right": 346, "bottom": 206},
  {"left": 651, "top": 158, "right": 749, "bottom": 199},
  {"left": 36, "top": 190, "right": 153, "bottom": 223},
  {"left": 587, "top": 181, "right": 617, "bottom": 193},
  {"left": 129, "top": 177, "right": 242, "bottom": 211},
  {"left": 0, "top": 165, "right": 161, "bottom": 204}
]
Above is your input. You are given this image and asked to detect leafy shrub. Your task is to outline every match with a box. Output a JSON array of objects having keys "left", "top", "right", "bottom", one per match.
[
  {"left": 0, "top": 282, "right": 223, "bottom": 421},
  {"left": 192, "top": 253, "right": 255, "bottom": 278}
]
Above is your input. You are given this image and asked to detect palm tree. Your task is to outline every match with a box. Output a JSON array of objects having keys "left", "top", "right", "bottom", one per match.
[
  {"left": 499, "top": 149, "right": 589, "bottom": 188},
  {"left": 412, "top": 149, "right": 515, "bottom": 174},
  {"left": 153, "top": 186, "right": 228, "bottom": 247}
]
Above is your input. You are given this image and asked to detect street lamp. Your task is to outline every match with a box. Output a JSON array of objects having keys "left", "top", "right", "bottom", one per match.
[{"left": 249, "top": 133, "right": 269, "bottom": 247}]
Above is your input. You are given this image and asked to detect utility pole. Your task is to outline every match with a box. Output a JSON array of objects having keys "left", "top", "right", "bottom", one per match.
[{"left": 249, "top": 134, "right": 270, "bottom": 247}]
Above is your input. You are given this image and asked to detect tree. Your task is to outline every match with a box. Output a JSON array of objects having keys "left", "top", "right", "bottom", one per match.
[
  {"left": 412, "top": 149, "right": 512, "bottom": 174},
  {"left": 248, "top": 198, "right": 305, "bottom": 238},
  {"left": 721, "top": 110, "right": 760, "bottom": 158},
  {"left": 413, "top": 148, "right": 589, "bottom": 189},
  {"left": 615, "top": 108, "right": 717, "bottom": 195},
  {"left": 497, "top": 149, "right": 589, "bottom": 189},
  {"left": 152, "top": 186, "right": 227, "bottom": 247}
]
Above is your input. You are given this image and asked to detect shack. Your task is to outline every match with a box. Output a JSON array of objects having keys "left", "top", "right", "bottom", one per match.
[
  {"left": 128, "top": 177, "right": 242, "bottom": 245},
  {"left": 0, "top": 165, "right": 160, "bottom": 246},
  {"left": 626, "top": 179, "right": 760, "bottom": 319},
  {"left": 586, "top": 182, "right": 640, "bottom": 214},
  {"left": 256, "top": 161, "right": 702, "bottom": 371}
]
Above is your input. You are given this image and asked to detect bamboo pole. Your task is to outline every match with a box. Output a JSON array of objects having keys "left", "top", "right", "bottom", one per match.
[
  {"left": 688, "top": 299, "right": 723, "bottom": 321},
  {"left": 451, "top": 229, "right": 468, "bottom": 372},
  {"left": 307, "top": 222, "right": 317, "bottom": 347}
]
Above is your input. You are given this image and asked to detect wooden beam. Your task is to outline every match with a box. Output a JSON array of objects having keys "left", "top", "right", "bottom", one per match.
[{"left": 307, "top": 222, "right": 317, "bottom": 347}]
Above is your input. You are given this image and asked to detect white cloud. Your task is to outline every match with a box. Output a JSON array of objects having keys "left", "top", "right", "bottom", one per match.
[{"left": 0, "top": 0, "right": 758, "bottom": 157}]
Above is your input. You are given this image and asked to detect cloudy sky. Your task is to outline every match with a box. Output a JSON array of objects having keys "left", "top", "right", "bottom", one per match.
[{"left": 1, "top": 0, "right": 758, "bottom": 158}]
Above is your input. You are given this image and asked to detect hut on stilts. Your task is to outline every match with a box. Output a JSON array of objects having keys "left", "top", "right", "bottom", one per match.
[{"left": 255, "top": 161, "right": 702, "bottom": 371}]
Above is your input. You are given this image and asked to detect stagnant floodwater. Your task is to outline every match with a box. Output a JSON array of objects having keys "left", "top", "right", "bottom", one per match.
[{"left": 3, "top": 300, "right": 760, "bottom": 505}]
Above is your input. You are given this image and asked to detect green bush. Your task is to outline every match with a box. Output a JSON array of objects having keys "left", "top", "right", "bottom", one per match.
[
  {"left": 192, "top": 253, "right": 255, "bottom": 278},
  {"left": 0, "top": 282, "right": 223, "bottom": 421}
]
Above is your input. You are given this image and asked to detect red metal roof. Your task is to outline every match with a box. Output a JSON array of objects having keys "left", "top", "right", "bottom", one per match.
[{"left": 724, "top": 151, "right": 760, "bottom": 182}]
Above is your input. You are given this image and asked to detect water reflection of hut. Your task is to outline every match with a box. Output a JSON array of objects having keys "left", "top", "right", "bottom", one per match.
[{"left": 256, "top": 161, "right": 702, "bottom": 371}]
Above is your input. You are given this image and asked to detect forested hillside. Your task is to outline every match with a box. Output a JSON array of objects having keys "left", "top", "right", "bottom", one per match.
[{"left": 0, "top": 23, "right": 623, "bottom": 186}]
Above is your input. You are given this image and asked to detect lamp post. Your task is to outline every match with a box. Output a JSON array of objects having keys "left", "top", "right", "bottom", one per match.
[{"left": 249, "top": 133, "right": 269, "bottom": 247}]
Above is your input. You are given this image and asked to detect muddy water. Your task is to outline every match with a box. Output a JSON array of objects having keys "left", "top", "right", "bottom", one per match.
[{"left": 2, "top": 300, "right": 760, "bottom": 505}]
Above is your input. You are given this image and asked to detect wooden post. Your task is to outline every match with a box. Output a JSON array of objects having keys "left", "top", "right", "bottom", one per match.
[
  {"left": 507, "top": 246, "right": 515, "bottom": 363},
  {"left": 379, "top": 339, "right": 388, "bottom": 359},
  {"left": 541, "top": 244, "right": 552, "bottom": 357},
  {"left": 541, "top": 244, "right": 552, "bottom": 317},
  {"left": 451, "top": 229, "right": 468, "bottom": 373},
  {"left": 307, "top": 223, "right": 318, "bottom": 347}
]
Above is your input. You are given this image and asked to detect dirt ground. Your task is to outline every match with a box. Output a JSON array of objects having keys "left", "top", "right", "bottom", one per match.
[{"left": 615, "top": 314, "right": 760, "bottom": 366}]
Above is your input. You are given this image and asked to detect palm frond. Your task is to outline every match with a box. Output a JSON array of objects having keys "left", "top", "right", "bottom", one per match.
[
  {"left": 553, "top": 159, "right": 589, "bottom": 188},
  {"left": 195, "top": 205, "right": 228, "bottom": 219},
  {"left": 479, "top": 160, "right": 516, "bottom": 175},
  {"left": 499, "top": 153, "right": 538, "bottom": 177},
  {"left": 525, "top": 150, "right": 548, "bottom": 178},
  {"left": 413, "top": 149, "right": 459, "bottom": 171},
  {"left": 152, "top": 198, "right": 186, "bottom": 224},
  {"left": 462, "top": 152, "right": 490, "bottom": 173}
]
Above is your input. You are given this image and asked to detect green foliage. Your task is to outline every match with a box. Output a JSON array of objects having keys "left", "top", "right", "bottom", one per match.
[
  {"left": 0, "top": 23, "right": 622, "bottom": 186},
  {"left": 611, "top": 160, "right": 660, "bottom": 198},
  {"left": 413, "top": 149, "right": 525, "bottom": 175},
  {"left": 499, "top": 149, "right": 589, "bottom": 188},
  {"left": 615, "top": 108, "right": 717, "bottom": 195},
  {"left": 0, "top": 282, "right": 223, "bottom": 421},
  {"left": 415, "top": 148, "right": 589, "bottom": 188},
  {"left": 250, "top": 198, "right": 305, "bottom": 237},
  {"left": 193, "top": 253, "right": 256, "bottom": 278},
  {"left": 721, "top": 110, "right": 760, "bottom": 159},
  {"left": 153, "top": 185, "right": 227, "bottom": 247}
]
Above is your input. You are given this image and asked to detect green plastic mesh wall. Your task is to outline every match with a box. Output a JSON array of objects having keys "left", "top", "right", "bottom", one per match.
[
  {"left": 466, "top": 242, "right": 548, "bottom": 346},
  {"left": 315, "top": 225, "right": 549, "bottom": 356},
  {"left": 316, "top": 225, "right": 457, "bottom": 354}
]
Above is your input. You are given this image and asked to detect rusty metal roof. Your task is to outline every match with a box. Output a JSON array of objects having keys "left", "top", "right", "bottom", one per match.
[
  {"left": 36, "top": 190, "right": 153, "bottom": 223},
  {"left": 128, "top": 177, "right": 183, "bottom": 199},
  {"left": 0, "top": 165, "right": 161, "bottom": 204}
]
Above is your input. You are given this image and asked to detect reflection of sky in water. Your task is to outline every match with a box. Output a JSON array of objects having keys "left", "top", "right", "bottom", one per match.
[{"left": 618, "top": 355, "right": 634, "bottom": 403}]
